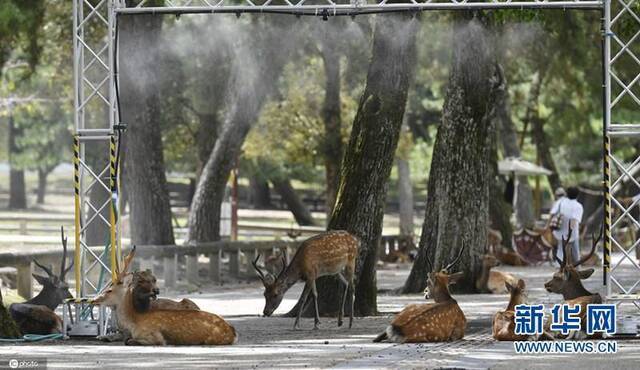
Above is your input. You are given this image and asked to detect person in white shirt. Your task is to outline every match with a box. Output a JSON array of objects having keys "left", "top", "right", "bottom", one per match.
[{"left": 550, "top": 186, "right": 583, "bottom": 265}]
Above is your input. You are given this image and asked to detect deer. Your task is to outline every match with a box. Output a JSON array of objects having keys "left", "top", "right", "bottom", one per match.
[
  {"left": 93, "top": 246, "right": 236, "bottom": 345},
  {"left": 252, "top": 230, "right": 359, "bottom": 330},
  {"left": 487, "top": 229, "right": 527, "bottom": 266},
  {"left": 492, "top": 279, "right": 529, "bottom": 341},
  {"left": 475, "top": 254, "right": 519, "bottom": 294},
  {"left": 373, "top": 243, "right": 467, "bottom": 343},
  {"left": 9, "top": 227, "right": 73, "bottom": 335},
  {"left": 130, "top": 270, "right": 199, "bottom": 312},
  {"left": 544, "top": 226, "right": 603, "bottom": 339}
]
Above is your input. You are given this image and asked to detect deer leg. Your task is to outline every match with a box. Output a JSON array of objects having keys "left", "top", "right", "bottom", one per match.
[
  {"left": 336, "top": 273, "right": 349, "bottom": 327},
  {"left": 294, "top": 283, "right": 311, "bottom": 330},
  {"left": 310, "top": 279, "right": 320, "bottom": 330}
]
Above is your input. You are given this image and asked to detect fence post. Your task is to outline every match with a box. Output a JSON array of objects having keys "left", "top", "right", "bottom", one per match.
[
  {"left": 229, "top": 250, "right": 240, "bottom": 278},
  {"left": 163, "top": 253, "right": 176, "bottom": 290},
  {"left": 209, "top": 249, "right": 221, "bottom": 283},
  {"left": 19, "top": 220, "right": 27, "bottom": 235},
  {"left": 186, "top": 254, "right": 199, "bottom": 285},
  {"left": 17, "top": 261, "right": 33, "bottom": 299}
]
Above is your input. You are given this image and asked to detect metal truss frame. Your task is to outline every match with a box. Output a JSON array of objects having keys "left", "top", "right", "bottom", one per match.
[{"left": 70, "top": 0, "right": 639, "bottom": 337}]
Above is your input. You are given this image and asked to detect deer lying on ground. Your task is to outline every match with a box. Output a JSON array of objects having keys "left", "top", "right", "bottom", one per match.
[
  {"left": 487, "top": 229, "right": 527, "bottom": 266},
  {"left": 544, "top": 227, "right": 603, "bottom": 339},
  {"left": 252, "top": 230, "right": 359, "bottom": 330},
  {"left": 492, "top": 279, "right": 529, "bottom": 341},
  {"left": 476, "top": 254, "right": 519, "bottom": 294},
  {"left": 9, "top": 227, "right": 73, "bottom": 335},
  {"left": 93, "top": 247, "right": 236, "bottom": 345},
  {"left": 373, "top": 244, "right": 467, "bottom": 343}
]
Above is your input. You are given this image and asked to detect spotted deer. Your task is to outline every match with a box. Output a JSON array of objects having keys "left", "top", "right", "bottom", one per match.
[
  {"left": 9, "top": 227, "right": 73, "bottom": 335},
  {"left": 252, "top": 230, "right": 359, "bottom": 330},
  {"left": 544, "top": 226, "right": 603, "bottom": 339},
  {"left": 373, "top": 244, "right": 467, "bottom": 343},
  {"left": 492, "top": 279, "right": 529, "bottom": 341},
  {"left": 93, "top": 247, "right": 236, "bottom": 345},
  {"left": 475, "top": 254, "right": 519, "bottom": 294}
]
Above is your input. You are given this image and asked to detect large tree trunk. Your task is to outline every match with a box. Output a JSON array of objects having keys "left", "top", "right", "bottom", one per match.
[
  {"left": 319, "top": 34, "right": 343, "bottom": 218},
  {"left": 119, "top": 13, "right": 175, "bottom": 246},
  {"left": 8, "top": 111, "right": 26, "bottom": 209},
  {"left": 403, "top": 14, "right": 498, "bottom": 294},
  {"left": 270, "top": 177, "right": 316, "bottom": 226},
  {"left": 249, "top": 174, "right": 272, "bottom": 209},
  {"left": 292, "top": 12, "right": 419, "bottom": 317},
  {"left": 187, "top": 17, "right": 295, "bottom": 243},
  {"left": 494, "top": 66, "right": 535, "bottom": 229}
]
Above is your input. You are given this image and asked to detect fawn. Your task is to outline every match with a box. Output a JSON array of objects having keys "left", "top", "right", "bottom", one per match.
[
  {"left": 373, "top": 244, "right": 467, "bottom": 343},
  {"left": 492, "top": 279, "right": 529, "bottom": 341},
  {"left": 93, "top": 246, "right": 236, "bottom": 345},
  {"left": 9, "top": 227, "right": 73, "bottom": 335},
  {"left": 544, "top": 226, "right": 602, "bottom": 339},
  {"left": 476, "top": 254, "right": 518, "bottom": 294},
  {"left": 252, "top": 230, "right": 359, "bottom": 330}
]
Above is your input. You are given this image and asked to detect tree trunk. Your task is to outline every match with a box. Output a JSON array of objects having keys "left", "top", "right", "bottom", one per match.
[
  {"left": 397, "top": 155, "right": 414, "bottom": 238},
  {"left": 320, "top": 35, "right": 343, "bottom": 219},
  {"left": 403, "top": 14, "right": 498, "bottom": 294},
  {"left": 249, "top": 174, "right": 272, "bottom": 209},
  {"left": 119, "top": 13, "right": 175, "bottom": 246},
  {"left": 0, "top": 290, "right": 21, "bottom": 338},
  {"left": 36, "top": 168, "right": 49, "bottom": 205},
  {"left": 8, "top": 111, "right": 26, "bottom": 209},
  {"left": 187, "top": 16, "right": 295, "bottom": 243},
  {"left": 271, "top": 178, "right": 316, "bottom": 226},
  {"left": 525, "top": 70, "right": 562, "bottom": 192},
  {"left": 292, "top": 12, "right": 419, "bottom": 317},
  {"left": 494, "top": 66, "right": 535, "bottom": 229}
]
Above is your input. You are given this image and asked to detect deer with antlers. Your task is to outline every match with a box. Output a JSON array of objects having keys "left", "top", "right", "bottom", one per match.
[
  {"left": 252, "top": 230, "right": 359, "bottom": 330},
  {"left": 544, "top": 226, "right": 603, "bottom": 339},
  {"left": 373, "top": 244, "right": 467, "bottom": 343},
  {"left": 9, "top": 227, "right": 73, "bottom": 335},
  {"left": 475, "top": 254, "right": 519, "bottom": 294},
  {"left": 93, "top": 246, "right": 236, "bottom": 345}
]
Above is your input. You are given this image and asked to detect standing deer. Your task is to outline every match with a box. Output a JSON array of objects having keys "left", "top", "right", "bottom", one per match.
[
  {"left": 544, "top": 226, "right": 602, "bottom": 339},
  {"left": 475, "top": 254, "right": 519, "bottom": 294},
  {"left": 492, "top": 279, "right": 529, "bottom": 341},
  {"left": 9, "top": 227, "right": 73, "bottom": 335},
  {"left": 373, "top": 244, "right": 467, "bottom": 343},
  {"left": 252, "top": 230, "right": 359, "bottom": 330},
  {"left": 93, "top": 247, "right": 236, "bottom": 345}
]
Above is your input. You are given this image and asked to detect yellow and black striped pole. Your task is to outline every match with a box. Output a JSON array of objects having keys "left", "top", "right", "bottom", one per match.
[
  {"left": 73, "top": 136, "right": 82, "bottom": 298},
  {"left": 109, "top": 135, "right": 118, "bottom": 282},
  {"left": 603, "top": 134, "right": 611, "bottom": 288}
]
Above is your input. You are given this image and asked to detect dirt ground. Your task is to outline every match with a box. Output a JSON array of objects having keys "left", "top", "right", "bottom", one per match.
[{"left": 1, "top": 260, "right": 639, "bottom": 369}]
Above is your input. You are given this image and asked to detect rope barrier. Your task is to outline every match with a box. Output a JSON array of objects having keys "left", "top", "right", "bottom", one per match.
[{"left": 0, "top": 333, "right": 63, "bottom": 342}]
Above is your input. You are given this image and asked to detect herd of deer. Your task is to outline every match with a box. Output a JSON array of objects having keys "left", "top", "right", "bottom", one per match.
[{"left": 0, "top": 227, "right": 603, "bottom": 345}]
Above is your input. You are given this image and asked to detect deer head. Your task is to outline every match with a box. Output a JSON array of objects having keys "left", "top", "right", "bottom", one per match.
[
  {"left": 506, "top": 279, "right": 527, "bottom": 309},
  {"left": 544, "top": 227, "right": 601, "bottom": 300},
  {"left": 29, "top": 227, "right": 74, "bottom": 309},
  {"left": 131, "top": 269, "right": 160, "bottom": 312},
  {"left": 252, "top": 252, "right": 287, "bottom": 316},
  {"left": 481, "top": 254, "right": 500, "bottom": 269},
  {"left": 92, "top": 246, "right": 136, "bottom": 307},
  {"left": 423, "top": 243, "right": 465, "bottom": 303}
]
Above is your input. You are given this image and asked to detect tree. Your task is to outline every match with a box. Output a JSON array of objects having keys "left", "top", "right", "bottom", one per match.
[
  {"left": 294, "top": 12, "right": 419, "bottom": 317},
  {"left": 119, "top": 11, "right": 175, "bottom": 246},
  {"left": 187, "top": 16, "right": 299, "bottom": 243},
  {"left": 396, "top": 123, "right": 415, "bottom": 239},
  {"left": 403, "top": 13, "right": 499, "bottom": 294}
]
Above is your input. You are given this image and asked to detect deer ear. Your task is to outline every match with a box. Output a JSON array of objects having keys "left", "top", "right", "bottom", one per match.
[
  {"left": 505, "top": 281, "right": 514, "bottom": 292},
  {"left": 448, "top": 272, "right": 464, "bottom": 285},
  {"left": 32, "top": 274, "right": 49, "bottom": 286},
  {"left": 578, "top": 268, "right": 595, "bottom": 279}
]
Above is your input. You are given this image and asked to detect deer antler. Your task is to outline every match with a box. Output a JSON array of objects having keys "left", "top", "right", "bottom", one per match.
[
  {"left": 59, "top": 226, "right": 74, "bottom": 280},
  {"left": 277, "top": 249, "right": 288, "bottom": 279},
  {"left": 117, "top": 245, "right": 136, "bottom": 281},
  {"left": 33, "top": 258, "right": 55, "bottom": 277},
  {"left": 559, "top": 225, "right": 573, "bottom": 267},
  {"left": 252, "top": 254, "right": 267, "bottom": 283},
  {"left": 444, "top": 242, "right": 465, "bottom": 273},
  {"left": 574, "top": 226, "right": 603, "bottom": 267}
]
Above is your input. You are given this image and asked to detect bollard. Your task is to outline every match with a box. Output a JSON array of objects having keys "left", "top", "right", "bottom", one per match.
[
  {"left": 209, "top": 250, "right": 221, "bottom": 283},
  {"left": 163, "top": 254, "right": 176, "bottom": 290},
  {"left": 17, "top": 261, "right": 33, "bottom": 299},
  {"left": 185, "top": 254, "right": 199, "bottom": 285}
]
